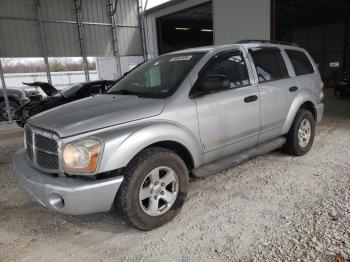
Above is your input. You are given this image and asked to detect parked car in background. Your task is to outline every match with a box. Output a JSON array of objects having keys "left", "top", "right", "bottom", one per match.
[
  {"left": 334, "top": 71, "right": 350, "bottom": 98},
  {"left": 15, "top": 80, "right": 116, "bottom": 127},
  {"left": 14, "top": 41, "right": 324, "bottom": 230},
  {"left": 0, "top": 87, "right": 39, "bottom": 121}
]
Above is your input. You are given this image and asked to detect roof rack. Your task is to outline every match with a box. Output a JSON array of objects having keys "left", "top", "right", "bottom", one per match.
[{"left": 236, "top": 39, "right": 298, "bottom": 47}]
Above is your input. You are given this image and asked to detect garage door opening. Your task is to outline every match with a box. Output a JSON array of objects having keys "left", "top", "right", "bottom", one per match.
[
  {"left": 156, "top": 2, "right": 213, "bottom": 55},
  {"left": 275, "top": 0, "right": 350, "bottom": 83}
]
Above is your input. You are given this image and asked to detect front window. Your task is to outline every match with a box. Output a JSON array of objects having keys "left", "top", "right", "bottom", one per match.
[
  {"left": 201, "top": 50, "right": 250, "bottom": 89},
  {"left": 108, "top": 52, "right": 205, "bottom": 98},
  {"left": 60, "top": 83, "right": 84, "bottom": 98}
]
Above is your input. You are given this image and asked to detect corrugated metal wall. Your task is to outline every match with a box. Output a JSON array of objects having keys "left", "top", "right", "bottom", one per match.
[
  {"left": 280, "top": 22, "right": 348, "bottom": 80},
  {"left": 0, "top": 0, "right": 143, "bottom": 57}
]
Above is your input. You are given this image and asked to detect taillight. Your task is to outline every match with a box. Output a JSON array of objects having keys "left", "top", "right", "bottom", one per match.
[{"left": 320, "top": 82, "right": 324, "bottom": 101}]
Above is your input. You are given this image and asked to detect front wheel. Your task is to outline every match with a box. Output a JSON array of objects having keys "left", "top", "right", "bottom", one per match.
[
  {"left": 284, "top": 109, "right": 315, "bottom": 156},
  {"left": 116, "top": 147, "right": 189, "bottom": 230}
]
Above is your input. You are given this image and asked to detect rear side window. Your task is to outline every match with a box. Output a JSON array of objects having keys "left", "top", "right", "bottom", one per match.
[
  {"left": 250, "top": 47, "right": 289, "bottom": 83},
  {"left": 285, "top": 49, "right": 315, "bottom": 76}
]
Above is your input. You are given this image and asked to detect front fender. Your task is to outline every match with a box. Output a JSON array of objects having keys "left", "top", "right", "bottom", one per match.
[
  {"left": 281, "top": 90, "right": 317, "bottom": 134},
  {"left": 97, "top": 121, "right": 203, "bottom": 173}
]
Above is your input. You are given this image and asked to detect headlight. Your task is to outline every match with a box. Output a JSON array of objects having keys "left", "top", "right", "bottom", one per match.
[{"left": 62, "top": 138, "right": 102, "bottom": 174}]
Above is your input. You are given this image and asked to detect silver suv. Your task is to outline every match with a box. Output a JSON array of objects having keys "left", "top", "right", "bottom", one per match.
[{"left": 14, "top": 41, "right": 324, "bottom": 230}]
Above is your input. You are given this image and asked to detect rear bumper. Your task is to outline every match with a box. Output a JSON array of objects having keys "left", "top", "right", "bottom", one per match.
[
  {"left": 14, "top": 149, "right": 123, "bottom": 215},
  {"left": 316, "top": 103, "right": 324, "bottom": 123}
]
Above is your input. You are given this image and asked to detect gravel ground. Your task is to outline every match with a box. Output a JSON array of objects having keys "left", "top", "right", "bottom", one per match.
[{"left": 0, "top": 92, "right": 350, "bottom": 262}]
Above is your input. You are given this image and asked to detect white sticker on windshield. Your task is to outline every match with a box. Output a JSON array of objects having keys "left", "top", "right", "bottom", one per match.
[{"left": 169, "top": 56, "right": 192, "bottom": 62}]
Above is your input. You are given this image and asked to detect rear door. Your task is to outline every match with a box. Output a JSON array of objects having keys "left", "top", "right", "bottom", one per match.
[
  {"left": 193, "top": 49, "right": 260, "bottom": 163},
  {"left": 284, "top": 49, "right": 319, "bottom": 96},
  {"left": 248, "top": 47, "right": 296, "bottom": 143}
]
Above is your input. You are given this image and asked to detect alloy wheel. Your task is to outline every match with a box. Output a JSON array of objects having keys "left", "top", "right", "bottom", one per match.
[{"left": 138, "top": 166, "right": 179, "bottom": 216}]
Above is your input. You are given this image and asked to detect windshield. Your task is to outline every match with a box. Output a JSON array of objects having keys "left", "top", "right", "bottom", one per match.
[
  {"left": 107, "top": 52, "right": 205, "bottom": 98},
  {"left": 60, "top": 83, "right": 84, "bottom": 98}
]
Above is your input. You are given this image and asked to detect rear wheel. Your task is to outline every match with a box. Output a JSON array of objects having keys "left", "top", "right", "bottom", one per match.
[
  {"left": 116, "top": 147, "right": 189, "bottom": 230},
  {"left": 284, "top": 109, "right": 315, "bottom": 156},
  {"left": 0, "top": 101, "right": 19, "bottom": 121}
]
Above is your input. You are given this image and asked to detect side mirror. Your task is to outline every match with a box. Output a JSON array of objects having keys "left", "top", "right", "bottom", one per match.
[{"left": 201, "top": 75, "right": 230, "bottom": 93}]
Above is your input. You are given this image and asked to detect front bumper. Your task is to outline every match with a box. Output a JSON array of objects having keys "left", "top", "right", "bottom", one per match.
[
  {"left": 14, "top": 149, "right": 123, "bottom": 215},
  {"left": 316, "top": 103, "right": 324, "bottom": 123}
]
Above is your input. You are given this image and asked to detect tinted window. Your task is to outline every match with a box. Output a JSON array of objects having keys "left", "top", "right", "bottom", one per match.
[
  {"left": 61, "top": 83, "right": 84, "bottom": 98},
  {"left": 286, "top": 49, "right": 315, "bottom": 76},
  {"left": 250, "top": 48, "right": 289, "bottom": 83},
  {"left": 202, "top": 51, "right": 250, "bottom": 89}
]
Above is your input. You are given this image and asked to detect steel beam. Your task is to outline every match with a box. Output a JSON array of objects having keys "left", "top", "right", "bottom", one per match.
[
  {"left": 74, "top": 0, "right": 90, "bottom": 81},
  {"left": 0, "top": 60, "right": 13, "bottom": 122},
  {"left": 0, "top": 16, "right": 140, "bottom": 28},
  {"left": 35, "top": 0, "right": 52, "bottom": 84},
  {"left": 108, "top": 0, "right": 122, "bottom": 78},
  {"left": 138, "top": 0, "right": 148, "bottom": 60}
]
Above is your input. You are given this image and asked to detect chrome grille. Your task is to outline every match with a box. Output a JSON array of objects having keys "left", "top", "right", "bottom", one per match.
[
  {"left": 25, "top": 127, "right": 32, "bottom": 145},
  {"left": 25, "top": 125, "right": 60, "bottom": 172},
  {"left": 36, "top": 151, "right": 59, "bottom": 170},
  {"left": 35, "top": 133, "right": 58, "bottom": 153}
]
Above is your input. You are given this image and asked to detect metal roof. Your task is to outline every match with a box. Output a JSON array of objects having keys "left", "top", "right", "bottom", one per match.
[{"left": 0, "top": 0, "right": 143, "bottom": 58}]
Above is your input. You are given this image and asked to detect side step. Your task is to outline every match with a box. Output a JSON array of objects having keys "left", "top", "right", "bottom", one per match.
[{"left": 191, "top": 137, "right": 286, "bottom": 178}]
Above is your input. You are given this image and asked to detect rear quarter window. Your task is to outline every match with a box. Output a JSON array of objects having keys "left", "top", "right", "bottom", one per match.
[{"left": 285, "top": 49, "right": 315, "bottom": 76}]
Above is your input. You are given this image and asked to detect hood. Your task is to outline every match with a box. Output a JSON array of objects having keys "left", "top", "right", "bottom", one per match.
[
  {"left": 23, "top": 82, "right": 58, "bottom": 96},
  {"left": 28, "top": 94, "right": 166, "bottom": 137},
  {"left": 1, "top": 88, "right": 25, "bottom": 98}
]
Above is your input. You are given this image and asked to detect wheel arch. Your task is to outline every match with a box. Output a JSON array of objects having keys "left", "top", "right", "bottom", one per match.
[
  {"left": 145, "top": 140, "right": 195, "bottom": 170},
  {"left": 299, "top": 101, "right": 317, "bottom": 120},
  {"left": 282, "top": 93, "right": 318, "bottom": 134},
  {"left": 97, "top": 122, "right": 203, "bottom": 174}
]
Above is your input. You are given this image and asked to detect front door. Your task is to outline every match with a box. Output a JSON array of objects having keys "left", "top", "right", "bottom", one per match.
[{"left": 194, "top": 50, "right": 261, "bottom": 163}]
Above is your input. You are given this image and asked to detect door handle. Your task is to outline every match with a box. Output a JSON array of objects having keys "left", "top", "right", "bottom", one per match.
[
  {"left": 244, "top": 95, "right": 258, "bottom": 103},
  {"left": 289, "top": 86, "right": 298, "bottom": 92}
]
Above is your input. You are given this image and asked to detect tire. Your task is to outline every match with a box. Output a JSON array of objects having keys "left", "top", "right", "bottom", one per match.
[
  {"left": 0, "top": 101, "right": 19, "bottom": 121},
  {"left": 116, "top": 147, "right": 189, "bottom": 230},
  {"left": 284, "top": 109, "right": 315, "bottom": 156}
]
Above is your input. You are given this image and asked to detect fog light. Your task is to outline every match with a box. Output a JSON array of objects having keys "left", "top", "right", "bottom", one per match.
[{"left": 49, "top": 193, "right": 65, "bottom": 209}]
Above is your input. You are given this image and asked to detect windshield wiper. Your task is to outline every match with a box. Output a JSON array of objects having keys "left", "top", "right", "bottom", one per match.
[{"left": 109, "top": 89, "right": 141, "bottom": 97}]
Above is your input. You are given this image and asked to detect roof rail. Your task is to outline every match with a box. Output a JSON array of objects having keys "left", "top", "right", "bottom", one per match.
[{"left": 236, "top": 39, "right": 299, "bottom": 47}]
